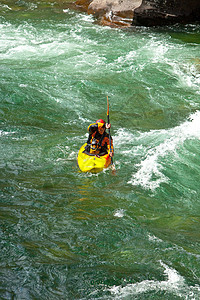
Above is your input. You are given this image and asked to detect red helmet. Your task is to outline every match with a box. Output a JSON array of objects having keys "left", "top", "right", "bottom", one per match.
[{"left": 96, "top": 119, "right": 106, "bottom": 124}]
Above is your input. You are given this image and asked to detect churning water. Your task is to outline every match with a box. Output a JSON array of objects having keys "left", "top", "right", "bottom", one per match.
[{"left": 1, "top": 2, "right": 200, "bottom": 299}]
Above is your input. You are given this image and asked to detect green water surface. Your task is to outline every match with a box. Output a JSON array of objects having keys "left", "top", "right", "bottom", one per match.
[{"left": 1, "top": 1, "right": 200, "bottom": 299}]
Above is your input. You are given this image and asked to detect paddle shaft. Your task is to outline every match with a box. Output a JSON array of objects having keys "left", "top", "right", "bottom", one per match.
[{"left": 107, "top": 97, "right": 113, "bottom": 165}]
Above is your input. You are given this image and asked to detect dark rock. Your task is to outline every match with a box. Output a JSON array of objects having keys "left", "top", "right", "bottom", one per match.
[
  {"left": 133, "top": 0, "right": 200, "bottom": 26},
  {"left": 74, "top": 0, "right": 200, "bottom": 27}
]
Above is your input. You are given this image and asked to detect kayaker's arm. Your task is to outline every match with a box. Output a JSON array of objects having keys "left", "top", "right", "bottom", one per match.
[
  {"left": 88, "top": 122, "right": 110, "bottom": 134},
  {"left": 87, "top": 123, "right": 98, "bottom": 134}
]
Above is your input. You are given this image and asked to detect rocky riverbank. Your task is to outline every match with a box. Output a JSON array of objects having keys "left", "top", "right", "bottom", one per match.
[
  {"left": 3, "top": 0, "right": 199, "bottom": 28},
  {"left": 75, "top": 0, "right": 142, "bottom": 27},
  {"left": 75, "top": 0, "right": 200, "bottom": 27}
]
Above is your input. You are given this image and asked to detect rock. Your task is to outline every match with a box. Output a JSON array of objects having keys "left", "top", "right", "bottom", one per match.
[
  {"left": 75, "top": 0, "right": 200, "bottom": 27},
  {"left": 75, "top": 0, "right": 142, "bottom": 27},
  {"left": 133, "top": 0, "right": 200, "bottom": 26},
  {"left": 88, "top": 0, "right": 142, "bottom": 14}
]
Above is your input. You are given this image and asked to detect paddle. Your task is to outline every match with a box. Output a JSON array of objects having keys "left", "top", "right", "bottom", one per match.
[{"left": 107, "top": 96, "right": 116, "bottom": 172}]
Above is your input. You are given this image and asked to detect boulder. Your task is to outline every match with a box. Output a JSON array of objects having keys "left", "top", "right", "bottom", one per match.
[
  {"left": 75, "top": 0, "right": 200, "bottom": 27},
  {"left": 133, "top": 0, "right": 200, "bottom": 26},
  {"left": 75, "top": 0, "right": 142, "bottom": 27},
  {"left": 88, "top": 0, "right": 142, "bottom": 14}
]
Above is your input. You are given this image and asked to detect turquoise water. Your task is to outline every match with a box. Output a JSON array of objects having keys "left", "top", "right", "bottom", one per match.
[{"left": 1, "top": 3, "right": 200, "bottom": 299}]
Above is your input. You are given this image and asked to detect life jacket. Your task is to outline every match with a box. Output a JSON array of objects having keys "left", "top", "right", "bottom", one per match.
[
  {"left": 86, "top": 123, "right": 114, "bottom": 155},
  {"left": 85, "top": 132, "right": 104, "bottom": 155}
]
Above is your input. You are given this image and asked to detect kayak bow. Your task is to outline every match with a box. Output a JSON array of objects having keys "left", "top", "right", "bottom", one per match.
[{"left": 77, "top": 143, "right": 111, "bottom": 172}]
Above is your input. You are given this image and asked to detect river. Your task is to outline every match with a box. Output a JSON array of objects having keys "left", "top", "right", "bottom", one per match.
[{"left": 1, "top": 1, "right": 200, "bottom": 299}]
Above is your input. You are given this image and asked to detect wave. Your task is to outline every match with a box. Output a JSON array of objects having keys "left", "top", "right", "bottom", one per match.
[
  {"left": 108, "top": 261, "right": 200, "bottom": 299},
  {"left": 114, "top": 111, "right": 200, "bottom": 191}
]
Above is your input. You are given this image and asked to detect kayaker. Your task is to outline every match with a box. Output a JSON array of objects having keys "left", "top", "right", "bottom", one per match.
[{"left": 85, "top": 119, "right": 114, "bottom": 157}]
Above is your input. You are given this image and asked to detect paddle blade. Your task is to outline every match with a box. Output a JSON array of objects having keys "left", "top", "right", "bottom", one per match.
[{"left": 111, "top": 162, "right": 117, "bottom": 175}]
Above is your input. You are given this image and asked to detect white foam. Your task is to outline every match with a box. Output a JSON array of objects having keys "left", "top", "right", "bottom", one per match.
[
  {"left": 77, "top": 115, "right": 91, "bottom": 123},
  {"left": 0, "top": 130, "right": 15, "bottom": 136},
  {"left": 109, "top": 261, "right": 200, "bottom": 298},
  {"left": 171, "top": 61, "right": 200, "bottom": 90},
  {"left": 114, "top": 209, "right": 125, "bottom": 218},
  {"left": 68, "top": 151, "right": 77, "bottom": 159},
  {"left": 116, "top": 50, "right": 137, "bottom": 64},
  {"left": 0, "top": 22, "right": 82, "bottom": 61},
  {"left": 128, "top": 111, "right": 200, "bottom": 190},
  {"left": 19, "top": 84, "right": 28, "bottom": 88},
  {"left": 113, "top": 128, "right": 136, "bottom": 149},
  {"left": 148, "top": 234, "right": 163, "bottom": 243},
  {"left": 0, "top": 4, "right": 12, "bottom": 10},
  {"left": 80, "top": 14, "right": 94, "bottom": 23}
]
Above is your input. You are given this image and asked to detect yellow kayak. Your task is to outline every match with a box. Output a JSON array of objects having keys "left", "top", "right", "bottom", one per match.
[{"left": 77, "top": 143, "right": 111, "bottom": 172}]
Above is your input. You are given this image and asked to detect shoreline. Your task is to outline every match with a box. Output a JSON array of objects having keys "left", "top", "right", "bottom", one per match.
[
  {"left": 2, "top": 0, "right": 200, "bottom": 28},
  {"left": 74, "top": 0, "right": 142, "bottom": 28}
]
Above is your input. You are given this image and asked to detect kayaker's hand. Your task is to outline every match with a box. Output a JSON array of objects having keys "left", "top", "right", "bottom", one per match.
[
  {"left": 106, "top": 123, "right": 111, "bottom": 129},
  {"left": 109, "top": 152, "right": 114, "bottom": 157}
]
